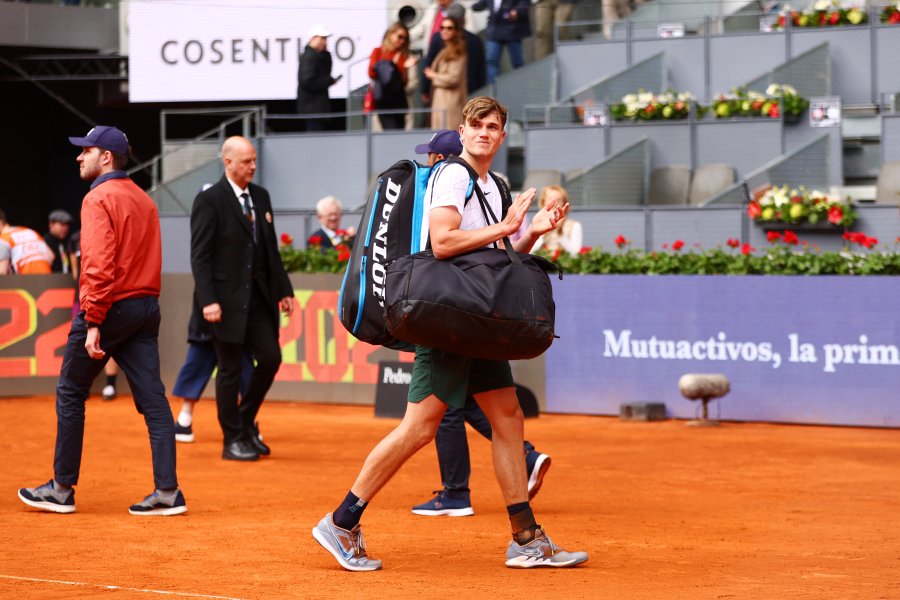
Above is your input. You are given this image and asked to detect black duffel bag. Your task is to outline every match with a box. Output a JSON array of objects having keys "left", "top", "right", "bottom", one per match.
[{"left": 383, "top": 243, "right": 560, "bottom": 361}]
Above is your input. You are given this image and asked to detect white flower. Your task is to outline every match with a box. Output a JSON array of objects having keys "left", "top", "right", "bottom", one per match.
[
  {"left": 781, "top": 84, "right": 798, "bottom": 96},
  {"left": 765, "top": 83, "right": 781, "bottom": 96},
  {"left": 637, "top": 92, "right": 654, "bottom": 105},
  {"left": 813, "top": 0, "right": 831, "bottom": 11},
  {"left": 622, "top": 94, "right": 637, "bottom": 105}
]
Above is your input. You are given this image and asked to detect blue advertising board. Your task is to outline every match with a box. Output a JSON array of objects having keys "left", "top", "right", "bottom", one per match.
[{"left": 546, "top": 275, "right": 900, "bottom": 427}]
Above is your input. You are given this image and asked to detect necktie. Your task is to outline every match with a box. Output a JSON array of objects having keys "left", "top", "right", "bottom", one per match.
[{"left": 240, "top": 192, "right": 257, "bottom": 243}]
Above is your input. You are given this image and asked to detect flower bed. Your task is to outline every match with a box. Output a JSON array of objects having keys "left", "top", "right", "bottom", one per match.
[
  {"left": 609, "top": 89, "right": 694, "bottom": 122},
  {"left": 773, "top": 0, "right": 868, "bottom": 28},
  {"left": 697, "top": 84, "right": 809, "bottom": 120},
  {"left": 883, "top": 0, "right": 900, "bottom": 23},
  {"left": 747, "top": 185, "right": 856, "bottom": 228},
  {"left": 277, "top": 231, "right": 899, "bottom": 276},
  {"left": 537, "top": 235, "right": 899, "bottom": 275}
]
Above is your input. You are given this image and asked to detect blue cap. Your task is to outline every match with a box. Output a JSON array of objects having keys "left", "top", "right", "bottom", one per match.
[
  {"left": 415, "top": 129, "right": 463, "bottom": 157},
  {"left": 68, "top": 125, "right": 130, "bottom": 155}
]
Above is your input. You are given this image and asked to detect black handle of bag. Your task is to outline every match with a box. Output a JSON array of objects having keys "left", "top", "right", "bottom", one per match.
[{"left": 469, "top": 180, "right": 521, "bottom": 266}]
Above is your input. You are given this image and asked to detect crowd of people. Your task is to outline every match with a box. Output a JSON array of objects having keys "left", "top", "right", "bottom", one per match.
[
  {"left": 13, "top": 94, "right": 588, "bottom": 572},
  {"left": 296, "top": 1, "right": 641, "bottom": 133}
]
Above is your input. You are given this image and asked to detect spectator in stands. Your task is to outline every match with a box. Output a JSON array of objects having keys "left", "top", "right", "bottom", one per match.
[
  {"left": 44, "top": 209, "right": 74, "bottom": 274},
  {"left": 423, "top": 16, "right": 468, "bottom": 130},
  {"left": 603, "top": 0, "right": 639, "bottom": 39},
  {"left": 369, "top": 23, "right": 417, "bottom": 130},
  {"left": 423, "top": 4, "right": 486, "bottom": 105},
  {"left": 409, "top": 0, "right": 458, "bottom": 55},
  {"left": 307, "top": 196, "right": 356, "bottom": 252},
  {"left": 472, "top": 0, "right": 532, "bottom": 84},
  {"left": 296, "top": 25, "right": 342, "bottom": 132},
  {"left": 0, "top": 209, "right": 54, "bottom": 275},
  {"left": 531, "top": 185, "right": 582, "bottom": 255},
  {"left": 533, "top": 0, "right": 576, "bottom": 59}
]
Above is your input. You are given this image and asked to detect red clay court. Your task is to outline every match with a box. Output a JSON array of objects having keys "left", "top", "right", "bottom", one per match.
[{"left": 1, "top": 395, "right": 898, "bottom": 599}]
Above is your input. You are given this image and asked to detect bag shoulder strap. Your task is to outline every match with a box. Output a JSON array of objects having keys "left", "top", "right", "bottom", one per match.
[{"left": 444, "top": 157, "right": 519, "bottom": 264}]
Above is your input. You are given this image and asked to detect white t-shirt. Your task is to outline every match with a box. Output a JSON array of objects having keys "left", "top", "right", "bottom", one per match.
[{"left": 421, "top": 162, "right": 503, "bottom": 251}]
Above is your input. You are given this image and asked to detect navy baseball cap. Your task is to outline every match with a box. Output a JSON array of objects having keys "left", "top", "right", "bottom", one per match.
[
  {"left": 415, "top": 129, "right": 463, "bottom": 157},
  {"left": 68, "top": 125, "right": 130, "bottom": 155}
]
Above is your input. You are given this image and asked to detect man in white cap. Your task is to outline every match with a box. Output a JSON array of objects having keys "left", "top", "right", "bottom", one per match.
[{"left": 296, "top": 24, "right": 342, "bottom": 131}]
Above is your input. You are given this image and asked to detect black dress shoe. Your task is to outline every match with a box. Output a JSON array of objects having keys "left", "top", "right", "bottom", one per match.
[
  {"left": 247, "top": 424, "right": 271, "bottom": 456},
  {"left": 222, "top": 440, "right": 259, "bottom": 461}
]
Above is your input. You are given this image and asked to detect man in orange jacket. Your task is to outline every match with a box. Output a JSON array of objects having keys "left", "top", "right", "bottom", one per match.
[{"left": 18, "top": 126, "right": 187, "bottom": 517}]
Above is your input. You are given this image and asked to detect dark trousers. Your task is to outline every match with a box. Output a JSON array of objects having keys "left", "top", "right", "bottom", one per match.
[
  {"left": 377, "top": 112, "right": 406, "bottom": 130},
  {"left": 212, "top": 287, "right": 282, "bottom": 444},
  {"left": 54, "top": 297, "right": 177, "bottom": 490},
  {"left": 436, "top": 396, "right": 535, "bottom": 495}
]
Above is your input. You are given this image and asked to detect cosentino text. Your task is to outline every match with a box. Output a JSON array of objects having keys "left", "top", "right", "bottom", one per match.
[{"left": 160, "top": 36, "right": 356, "bottom": 65}]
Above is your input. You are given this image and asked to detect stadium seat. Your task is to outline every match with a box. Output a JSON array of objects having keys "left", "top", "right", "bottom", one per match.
[
  {"left": 647, "top": 166, "right": 692, "bottom": 205},
  {"left": 688, "top": 164, "right": 735, "bottom": 205},
  {"left": 875, "top": 161, "right": 900, "bottom": 204}
]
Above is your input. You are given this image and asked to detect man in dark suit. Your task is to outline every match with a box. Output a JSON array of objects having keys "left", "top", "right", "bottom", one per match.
[
  {"left": 190, "top": 136, "right": 295, "bottom": 461},
  {"left": 306, "top": 195, "right": 355, "bottom": 253}
]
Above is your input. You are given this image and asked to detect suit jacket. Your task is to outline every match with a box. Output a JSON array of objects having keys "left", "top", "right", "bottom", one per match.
[
  {"left": 190, "top": 175, "right": 294, "bottom": 345},
  {"left": 307, "top": 227, "right": 336, "bottom": 252},
  {"left": 472, "top": 0, "right": 532, "bottom": 42}
]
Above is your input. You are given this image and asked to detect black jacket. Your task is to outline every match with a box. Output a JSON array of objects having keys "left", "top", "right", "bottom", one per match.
[
  {"left": 472, "top": 0, "right": 532, "bottom": 42},
  {"left": 190, "top": 175, "right": 293, "bottom": 345},
  {"left": 296, "top": 45, "right": 335, "bottom": 114}
]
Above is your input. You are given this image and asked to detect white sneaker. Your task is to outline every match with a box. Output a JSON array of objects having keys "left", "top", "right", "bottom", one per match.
[{"left": 101, "top": 385, "right": 117, "bottom": 400}]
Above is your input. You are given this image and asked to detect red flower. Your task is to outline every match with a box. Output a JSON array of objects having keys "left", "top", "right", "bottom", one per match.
[
  {"left": 782, "top": 230, "right": 799, "bottom": 245},
  {"left": 579, "top": 246, "right": 591, "bottom": 255},
  {"left": 842, "top": 232, "right": 853, "bottom": 241},
  {"left": 747, "top": 201, "right": 762, "bottom": 219},
  {"left": 741, "top": 243, "right": 755, "bottom": 255},
  {"left": 645, "top": 104, "right": 655, "bottom": 114},
  {"left": 827, "top": 206, "right": 844, "bottom": 225},
  {"left": 726, "top": 238, "right": 740, "bottom": 248},
  {"left": 336, "top": 244, "right": 352, "bottom": 261},
  {"left": 672, "top": 239, "right": 685, "bottom": 251},
  {"left": 778, "top": 14, "right": 785, "bottom": 27},
  {"left": 308, "top": 234, "right": 323, "bottom": 246},
  {"left": 280, "top": 232, "right": 294, "bottom": 246},
  {"left": 768, "top": 102, "right": 780, "bottom": 118},
  {"left": 767, "top": 231, "right": 782, "bottom": 243},
  {"left": 829, "top": 11, "right": 840, "bottom": 25},
  {"left": 614, "top": 234, "right": 629, "bottom": 248},
  {"left": 335, "top": 229, "right": 348, "bottom": 237},
  {"left": 862, "top": 237, "right": 878, "bottom": 249},
  {"left": 890, "top": 11, "right": 900, "bottom": 24},
  {"left": 551, "top": 249, "right": 561, "bottom": 262},
  {"left": 791, "top": 195, "right": 802, "bottom": 204}
]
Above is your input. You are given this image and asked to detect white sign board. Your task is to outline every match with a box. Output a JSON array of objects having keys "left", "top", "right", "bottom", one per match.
[
  {"left": 809, "top": 97, "right": 842, "bottom": 128},
  {"left": 127, "top": 0, "right": 387, "bottom": 103},
  {"left": 657, "top": 23, "right": 685, "bottom": 38}
]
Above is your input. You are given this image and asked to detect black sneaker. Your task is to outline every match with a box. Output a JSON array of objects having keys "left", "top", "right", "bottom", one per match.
[
  {"left": 174, "top": 422, "right": 194, "bottom": 443},
  {"left": 128, "top": 489, "right": 187, "bottom": 516},
  {"left": 411, "top": 490, "right": 474, "bottom": 516},
  {"left": 18, "top": 479, "right": 76, "bottom": 514}
]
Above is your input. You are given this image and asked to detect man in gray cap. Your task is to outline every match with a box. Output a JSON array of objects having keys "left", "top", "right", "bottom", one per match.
[
  {"left": 18, "top": 125, "right": 187, "bottom": 517},
  {"left": 44, "top": 209, "right": 74, "bottom": 274}
]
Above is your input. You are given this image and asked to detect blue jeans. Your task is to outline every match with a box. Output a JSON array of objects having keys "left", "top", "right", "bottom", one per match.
[
  {"left": 171, "top": 341, "right": 252, "bottom": 400},
  {"left": 485, "top": 39, "right": 524, "bottom": 84},
  {"left": 54, "top": 298, "right": 177, "bottom": 490}
]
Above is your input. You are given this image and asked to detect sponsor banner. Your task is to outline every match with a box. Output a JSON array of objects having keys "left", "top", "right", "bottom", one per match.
[
  {"left": 546, "top": 276, "right": 900, "bottom": 427},
  {"left": 0, "top": 275, "right": 412, "bottom": 397},
  {"left": 127, "top": 0, "right": 387, "bottom": 102}
]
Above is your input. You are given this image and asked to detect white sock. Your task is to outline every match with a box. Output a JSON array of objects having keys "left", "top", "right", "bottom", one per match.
[{"left": 177, "top": 408, "right": 193, "bottom": 427}]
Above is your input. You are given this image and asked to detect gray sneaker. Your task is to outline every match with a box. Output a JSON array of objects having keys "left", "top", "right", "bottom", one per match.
[
  {"left": 18, "top": 479, "right": 76, "bottom": 514},
  {"left": 128, "top": 489, "right": 187, "bottom": 516},
  {"left": 505, "top": 528, "right": 588, "bottom": 568},
  {"left": 312, "top": 513, "right": 382, "bottom": 572}
]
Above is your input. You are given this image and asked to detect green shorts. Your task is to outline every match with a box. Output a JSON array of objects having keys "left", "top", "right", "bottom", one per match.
[{"left": 407, "top": 345, "right": 514, "bottom": 409}]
